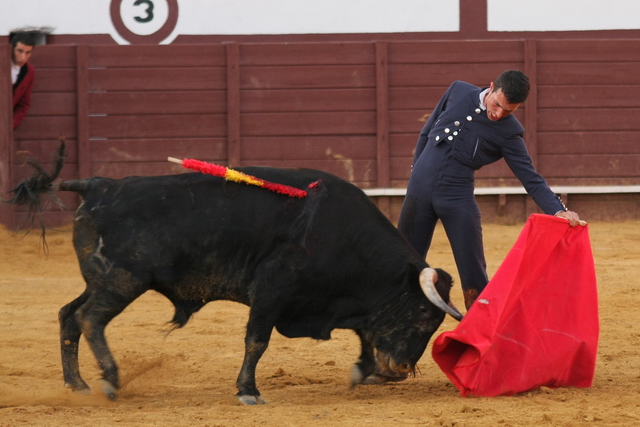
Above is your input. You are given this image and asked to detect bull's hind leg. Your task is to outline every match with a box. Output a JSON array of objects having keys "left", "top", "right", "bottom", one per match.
[
  {"left": 236, "top": 312, "right": 273, "bottom": 405},
  {"left": 74, "top": 281, "right": 145, "bottom": 400},
  {"left": 59, "top": 289, "right": 92, "bottom": 394}
]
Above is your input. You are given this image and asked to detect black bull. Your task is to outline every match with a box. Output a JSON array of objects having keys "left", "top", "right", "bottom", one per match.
[{"left": 7, "top": 143, "right": 462, "bottom": 405}]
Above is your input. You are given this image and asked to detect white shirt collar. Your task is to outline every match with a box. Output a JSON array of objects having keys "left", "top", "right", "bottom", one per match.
[
  {"left": 11, "top": 62, "right": 22, "bottom": 85},
  {"left": 479, "top": 88, "right": 490, "bottom": 111}
]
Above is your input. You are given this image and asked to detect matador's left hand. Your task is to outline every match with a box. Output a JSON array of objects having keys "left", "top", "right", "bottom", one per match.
[{"left": 555, "top": 210, "right": 585, "bottom": 227}]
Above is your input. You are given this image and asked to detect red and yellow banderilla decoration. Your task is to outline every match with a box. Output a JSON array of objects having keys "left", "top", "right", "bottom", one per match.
[{"left": 168, "top": 157, "right": 317, "bottom": 198}]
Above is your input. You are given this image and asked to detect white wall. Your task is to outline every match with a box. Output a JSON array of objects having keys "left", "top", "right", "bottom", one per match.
[
  {"left": 2, "top": 0, "right": 639, "bottom": 45},
  {"left": 1, "top": 0, "right": 458, "bottom": 45},
  {"left": 178, "top": 0, "right": 459, "bottom": 35},
  {"left": 488, "top": 0, "right": 640, "bottom": 32}
]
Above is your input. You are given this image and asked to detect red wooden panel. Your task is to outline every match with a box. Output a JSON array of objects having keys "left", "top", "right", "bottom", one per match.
[
  {"left": 376, "top": 41, "right": 390, "bottom": 188},
  {"left": 389, "top": 87, "right": 449, "bottom": 110},
  {"left": 241, "top": 112, "right": 375, "bottom": 136},
  {"left": 390, "top": 156, "right": 412, "bottom": 182},
  {"left": 90, "top": 91, "right": 226, "bottom": 115},
  {"left": 226, "top": 43, "right": 241, "bottom": 168},
  {"left": 76, "top": 44, "right": 90, "bottom": 180},
  {"left": 538, "top": 62, "right": 640, "bottom": 85},
  {"left": 241, "top": 136, "right": 376, "bottom": 160},
  {"left": 389, "top": 179, "right": 410, "bottom": 189},
  {"left": 241, "top": 88, "right": 375, "bottom": 113},
  {"left": 351, "top": 180, "right": 377, "bottom": 188},
  {"left": 538, "top": 154, "right": 640, "bottom": 178},
  {"left": 89, "top": 45, "right": 226, "bottom": 67},
  {"left": 238, "top": 159, "right": 377, "bottom": 185},
  {"left": 389, "top": 63, "right": 523, "bottom": 87},
  {"left": 12, "top": 161, "right": 78, "bottom": 183},
  {"left": 89, "top": 68, "right": 226, "bottom": 91},
  {"left": 239, "top": 42, "right": 374, "bottom": 65},
  {"left": 388, "top": 40, "right": 524, "bottom": 64},
  {"left": 24, "top": 210, "right": 79, "bottom": 228},
  {"left": 538, "top": 131, "right": 640, "bottom": 155},
  {"left": 537, "top": 40, "right": 640, "bottom": 62},
  {"left": 240, "top": 65, "right": 375, "bottom": 89},
  {"left": 13, "top": 192, "right": 79, "bottom": 216},
  {"left": 13, "top": 116, "right": 76, "bottom": 140},
  {"left": 389, "top": 110, "right": 430, "bottom": 134},
  {"left": 28, "top": 92, "right": 76, "bottom": 116},
  {"left": 389, "top": 134, "right": 418, "bottom": 158},
  {"left": 90, "top": 138, "right": 227, "bottom": 162},
  {"left": 33, "top": 69, "right": 76, "bottom": 92},
  {"left": 29, "top": 45, "right": 76, "bottom": 68},
  {"left": 539, "top": 108, "right": 640, "bottom": 131},
  {"left": 539, "top": 85, "right": 640, "bottom": 108},
  {"left": 91, "top": 162, "right": 187, "bottom": 179},
  {"left": 91, "top": 159, "right": 377, "bottom": 185},
  {"left": 89, "top": 114, "right": 227, "bottom": 138},
  {"left": 13, "top": 139, "right": 78, "bottom": 164}
]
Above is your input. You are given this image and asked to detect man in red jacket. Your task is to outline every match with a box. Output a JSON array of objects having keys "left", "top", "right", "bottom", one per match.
[{"left": 11, "top": 32, "right": 37, "bottom": 129}]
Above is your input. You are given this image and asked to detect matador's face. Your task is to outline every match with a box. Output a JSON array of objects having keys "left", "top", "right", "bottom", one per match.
[{"left": 484, "top": 83, "right": 521, "bottom": 121}]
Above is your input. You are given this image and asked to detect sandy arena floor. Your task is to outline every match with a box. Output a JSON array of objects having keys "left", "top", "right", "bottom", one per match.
[{"left": 1, "top": 219, "right": 639, "bottom": 426}]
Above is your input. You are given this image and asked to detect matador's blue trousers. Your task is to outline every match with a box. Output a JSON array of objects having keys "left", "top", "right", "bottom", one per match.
[{"left": 398, "top": 139, "right": 488, "bottom": 306}]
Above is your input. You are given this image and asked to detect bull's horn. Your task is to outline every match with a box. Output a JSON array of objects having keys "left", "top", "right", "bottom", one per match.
[{"left": 419, "top": 268, "right": 464, "bottom": 321}]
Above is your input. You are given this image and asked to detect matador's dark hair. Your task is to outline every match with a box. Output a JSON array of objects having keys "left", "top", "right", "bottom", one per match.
[{"left": 494, "top": 70, "right": 530, "bottom": 104}]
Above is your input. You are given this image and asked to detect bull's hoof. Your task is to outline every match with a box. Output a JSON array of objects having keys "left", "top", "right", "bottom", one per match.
[
  {"left": 65, "top": 382, "right": 92, "bottom": 395},
  {"left": 350, "top": 365, "right": 366, "bottom": 387},
  {"left": 100, "top": 379, "right": 118, "bottom": 401},
  {"left": 361, "top": 373, "right": 408, "bottom": 385},
  {"left": 238, "top": 394, "right": 266, "bottom": 405}
]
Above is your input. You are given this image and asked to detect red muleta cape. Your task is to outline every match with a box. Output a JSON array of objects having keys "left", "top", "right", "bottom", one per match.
[{"left": 432, "top": 214, "right": 599, "bottom": 397}]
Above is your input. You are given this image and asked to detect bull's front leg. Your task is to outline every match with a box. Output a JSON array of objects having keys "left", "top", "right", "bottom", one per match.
[
  {"left": 236, "top": 314, "right": 274, "bottom": 405},
  {"left": 350, "top": 330, "right": 376, "bottom": 387}
]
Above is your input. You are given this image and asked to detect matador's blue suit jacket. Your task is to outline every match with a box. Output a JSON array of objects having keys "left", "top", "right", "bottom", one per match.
[
  {"left": 399, "top": 81, "right": 566, "bottom": 299},
  {"left": 411, "top": 80, "right": 565, "bottom": 214}
]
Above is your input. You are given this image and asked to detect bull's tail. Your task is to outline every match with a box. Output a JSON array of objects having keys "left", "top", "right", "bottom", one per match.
[{"left": 3, "top": 140, "right": 68, "bottom": 238}]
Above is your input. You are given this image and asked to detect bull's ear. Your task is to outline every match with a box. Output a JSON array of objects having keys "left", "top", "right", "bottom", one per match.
[{"left": 419, "top": 268, "right": 463, "bottom": 321}]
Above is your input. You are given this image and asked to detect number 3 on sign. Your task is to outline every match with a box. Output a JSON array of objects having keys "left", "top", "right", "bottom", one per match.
[
  {"left": 120, "top": 0, "right": 169, "bottom": 36},
  {"left": 134, "top": 0, "right": 155, "bottom": 23}
]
